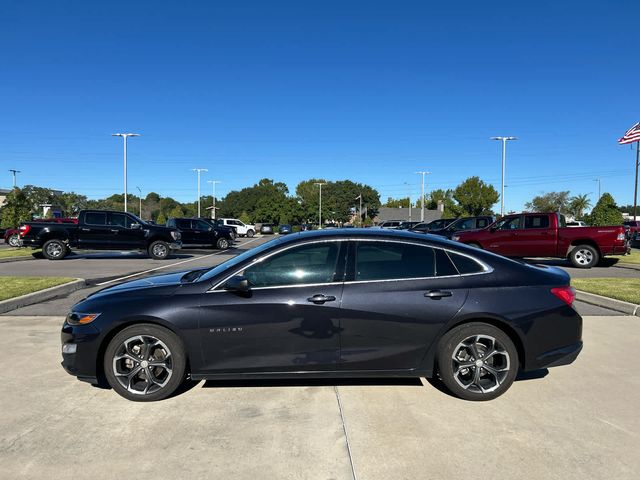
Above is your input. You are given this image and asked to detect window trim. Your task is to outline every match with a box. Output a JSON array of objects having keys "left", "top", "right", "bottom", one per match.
[{"left": 208, "top": 238, "right": 492, "bottom": 292}]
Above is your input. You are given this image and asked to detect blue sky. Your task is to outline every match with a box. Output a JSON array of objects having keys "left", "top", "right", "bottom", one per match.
[{"left": 1, "top": 0, "right": 639, "bottom": 212}]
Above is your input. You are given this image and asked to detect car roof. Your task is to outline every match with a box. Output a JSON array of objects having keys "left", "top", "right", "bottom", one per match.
[{"left": 275, "top": 227, "right": 458, "bottom": 246}]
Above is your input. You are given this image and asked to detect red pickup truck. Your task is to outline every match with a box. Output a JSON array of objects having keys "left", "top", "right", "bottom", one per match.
[{"left": 452, "top": 212, "right": 629, "bottom": 268}]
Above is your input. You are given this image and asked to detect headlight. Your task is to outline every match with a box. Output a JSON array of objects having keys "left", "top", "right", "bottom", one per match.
[
  {"left": 66, "top": 312, "right": 101, "bottom": 325},
  {"left": 171, "top": 231, "right": 181, "bottom": 241}
]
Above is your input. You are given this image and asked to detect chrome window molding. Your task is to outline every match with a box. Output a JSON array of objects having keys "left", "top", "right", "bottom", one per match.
[{"left": 207, "top": 237, "right": 493, "bottom": 292}]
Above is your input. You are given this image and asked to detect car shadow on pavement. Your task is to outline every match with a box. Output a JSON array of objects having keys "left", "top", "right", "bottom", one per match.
[
  {"left": 425, "top": 368, "right": 549, "bottom": 398},
  {"left": 201, "top": 377, "right": 424, "bottom": 389}
]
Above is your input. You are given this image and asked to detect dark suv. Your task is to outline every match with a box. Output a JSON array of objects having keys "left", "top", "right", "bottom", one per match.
[
  {"left": 166, "top": 218, "right": 234, "bottom": 249},
  {"left": 428, "top": 216, "right": 495, "bottom": 239}
]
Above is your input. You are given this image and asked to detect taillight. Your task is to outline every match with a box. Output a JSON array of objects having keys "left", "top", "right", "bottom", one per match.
[
  {"left": 551, "top": 286, "right": 576, "bottom": 306},
  {"left": 18, "top": 225, "right": 30, "bottom": 237}
]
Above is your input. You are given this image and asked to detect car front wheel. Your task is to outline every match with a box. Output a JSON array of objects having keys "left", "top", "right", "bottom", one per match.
[
  {"left": 148, "top": 240, "right": 170, "bottom": 260},
  {"left": 216, "top": 237, "right": 229, "bottom": 249},
  {"left": 246, "top": 229, "right": 254, "bottom": 238},
  {"left": 436, "top": 323, "right": 518, "bottom": 401},
  {"left": 104, "top": 324, "right": 187, "bottom": 401}
]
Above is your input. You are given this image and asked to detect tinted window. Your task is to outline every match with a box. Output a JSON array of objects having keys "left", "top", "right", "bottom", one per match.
[
  {"left": 496, "top": 217, "right": 521, "bottom": 230},
  {"left": 243, "top": 242, "right": 341, "bottom": 288},
  {"left": 109, "top": 213, "right": 135, "bottom": 228},
  {"left": 455, "top": 218, "right": 476, "bottom": 230},
  {"left": 85, "top": 212, "right": 107, "bottom": 225},
  {"left": 448, "top": 251, "right": 486, "bottom": 274},
  {"left": 176, "top": 219, "right": 191, "bottom": 229},
  {"left": 524, "top": 215, "right": 550, "bottom": 229},
  {"left": 477, "top": 218, "right": 489, "bottom": 228},
  {"left": 194, "top": 220, "right": 211, "bottom": 231},
  {"left": 355, "top": 242, "right": 435, "bottom": 281},
  {"left": 434, "top": 249, "right": 459, "bottom": 276}
]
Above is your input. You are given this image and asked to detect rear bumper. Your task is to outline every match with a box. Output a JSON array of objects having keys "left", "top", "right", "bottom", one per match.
[{"left": 534, "top": 341, "right": 583, "bottom": 369}]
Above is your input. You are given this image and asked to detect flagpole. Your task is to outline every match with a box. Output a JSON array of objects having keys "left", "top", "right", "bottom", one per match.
[{"left": 634, "top": 140, "right": 639, "bottom": 221}]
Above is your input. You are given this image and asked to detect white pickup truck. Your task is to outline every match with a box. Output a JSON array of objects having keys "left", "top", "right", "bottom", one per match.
[{"left": 218, "top": 218, "right": 256, "bottom": 237}]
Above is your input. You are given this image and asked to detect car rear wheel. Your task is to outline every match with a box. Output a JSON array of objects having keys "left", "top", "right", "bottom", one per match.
[
  {"left": 148, "top": 240, "right": 170, "bottom": 260},
  {"left": 436, "top": 323, "right": 518, "bottom": 401},
  {"left": 246, "top": 229, "right": 254, "bottom": 238},
  {"left": 568, "top": 244, "right": 599, "bottom": 268},
  {"left": 8, "top": 234, "right": 20, "bottom": 247},
  {"left": 216, "top": 237, "right": 229, "bottom": 249},
  {"left": 42, "top": 239, "right": 68, "bottom": 260},
  {"left": 104, "top": 324, "right": 187, "bottom": 402}
]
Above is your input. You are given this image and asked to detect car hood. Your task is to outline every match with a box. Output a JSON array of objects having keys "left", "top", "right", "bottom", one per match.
[{"left": 88, "top": 270, "right": 191, "bottom": 299}]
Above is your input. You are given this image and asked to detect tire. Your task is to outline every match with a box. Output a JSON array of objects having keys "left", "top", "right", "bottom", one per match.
[
  {"left": 148, "top": 240, "right": 170, "bottom": 260},
  {"left": 42, "top": 239, "right": 68, "bottom": 260},
  {"left": 246, "top": 229, "right": 254, "bottom": 238},
  {"left": 104, "top": 324, "right": 187, "bottom": 402},
  {"left": 8, "top": 234, "right": 20, "bottom": 247},
  {"left": 568, "top": 244, "right": 599, "bottom": 268},
  {"left": 436, "top": 322, "right": 518, "bottom": 401},
  {"left": 216, "top": 237, "right": 230, "bottom": 249}
]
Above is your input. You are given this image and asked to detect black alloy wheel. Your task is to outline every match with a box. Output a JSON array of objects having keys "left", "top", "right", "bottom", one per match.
[
  {"left": 436, "top": 323, "right": 518, "bottom": 401},
  {"left": 104, "top": 324, "right": 187, "bottom": 401}
]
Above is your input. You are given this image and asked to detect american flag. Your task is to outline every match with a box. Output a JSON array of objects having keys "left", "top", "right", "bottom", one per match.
[{"left": 618, "top": 122, "right": 640, "bottom": 144}]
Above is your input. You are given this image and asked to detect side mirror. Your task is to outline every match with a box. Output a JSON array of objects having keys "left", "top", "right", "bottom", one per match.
[
  {"left": 131, "top": 223, "right": 141, "bottom": 230},
  {"left": 224, "top": 275, "right": 251, "bottom": 295}
]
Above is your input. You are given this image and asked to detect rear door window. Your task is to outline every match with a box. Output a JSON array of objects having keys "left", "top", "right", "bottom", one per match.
[
  {"left": 354, "top": 242, "right": 435, "bottom": 280},
  {"left": 194, "top": 220, "right": 211, "bottom": 231},
  {"left": 85, "top": 212, "right": 107, "bottom": 226},
  {"left": 524, "top": 215, "right": 550, "bottom": 229},
  {"left": 176, "top": 219, "right": 191, "bottom": 229}
]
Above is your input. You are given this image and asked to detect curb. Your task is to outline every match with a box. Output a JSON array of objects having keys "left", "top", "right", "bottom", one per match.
[
  {"left": 614, "top": 262, "right": 640, "bottom": 272},
  {"left": 0, "top": 278, "right": 86, "bottom": 314},
  {"left": 0, "top": 255, "right": 37, "bottom": 264},
  {"left": 575, "top": 290, "right": 640, "bottom": 316}
]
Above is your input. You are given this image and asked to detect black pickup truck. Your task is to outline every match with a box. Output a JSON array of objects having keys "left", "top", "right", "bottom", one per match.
[
  {"left": 166, "top": 217, "right": 234, "bottom": 249},
  {"left": 19, "top": 210, "right": 182, "bottom": 260}
]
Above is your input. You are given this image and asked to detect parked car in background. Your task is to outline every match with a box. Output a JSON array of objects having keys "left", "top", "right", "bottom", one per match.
[
  {"left": 453, "top": 212, "right": 630, "bottom": 268},
  {"left": 566, "top": 221, "right": 587, "bottom": 227},
  {"left": 427, "top": 216, "right": 494, "bottom": 239},
  {"left": 166, "top": 217, "right": 233, "bottom": 249},
  {"left": 19, "top": 210, "right": 181, "bottom": 260},
  {"left": 300, "top": 223, "right": 314, "bottom": 231},
  {"left": 219, "top": 218, "right": 255, "bottom": 237},
  {"left": 61, "top": 229, "right": 582, "bottom": 402},
  {"left": 5, "top": 217, "right": 78, "bottom": 247},
  {"left": 623, "top": 220, "right": 640, "bottom": 238},
  {"left": 409, "top": 218, "right": 456, "bottom": 234},
  {"left": 278, "top": 224, "right": 293, "bottom": 235},
  {"left": 398, "top": 221, "right": 421, "bottom": 230},
  {"left": 377, "top": 220, "right": 404, "bottom": 229},
  {"left": 261, "top": 224, "right": 275, "bottom": 235},
  {"left": 204, "top": 218, "right": 237, "bottom": 240}
]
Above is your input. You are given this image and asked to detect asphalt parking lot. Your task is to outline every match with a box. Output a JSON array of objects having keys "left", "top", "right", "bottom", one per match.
[{"left": 0, "top": 314, "right": 637, "bottom": 479}]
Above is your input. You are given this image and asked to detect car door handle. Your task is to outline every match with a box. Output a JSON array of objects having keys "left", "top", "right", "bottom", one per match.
[
  {"left": 424, "top": 290, "right": 452, "bottom": 299},
  {"left": 307, "top": 294, "right": 336, "bottom": 304},
  {"left": 110, "top": 229, "right": 119, "bottom": 233},
  {"left": 80, "top": 227, "right": 90, "bottom": 232}
]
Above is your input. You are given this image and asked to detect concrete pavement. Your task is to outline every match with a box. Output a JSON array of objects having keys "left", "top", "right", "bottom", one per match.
[{"left": 0, "top": 315, "right": 637, "bottom": 479}]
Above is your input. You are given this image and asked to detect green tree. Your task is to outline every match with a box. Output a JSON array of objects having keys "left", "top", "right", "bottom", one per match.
[
  {"left": 0, "top": 188, "right": 32, "bottom": 227},
  {"left": 525, "top": 191, "right": 571, "bottom": 214},
  {"left": 453, "top": 177, "right": 499, "bottom": 216},
  {"left": 587, "top": 193, "right": 623, "bottom": 226},
  {"left": 425, "top": 189, "right": 459, "bottom": 217},
  {"left": 383, "top": 197, "right": 410, "bottom": 208},
  {"left": 155, "top": 210, "right": 167, "bottom": 225},
  {"left": 57, "top": 192, "right": 88, "bottom": 216},
  {"left": 569, "top": 194, "right": 591, "bottom": 219},
  {"left": 167, "top": 205, "right": 184, "bottom": 219}
]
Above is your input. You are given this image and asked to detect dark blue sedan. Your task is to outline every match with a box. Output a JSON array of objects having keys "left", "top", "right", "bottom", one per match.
[{"left": 61, "top": 229, "right": 582, "bottom": 402}]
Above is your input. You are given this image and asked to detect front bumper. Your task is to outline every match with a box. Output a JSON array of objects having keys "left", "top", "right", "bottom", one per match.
[
  {"left": 60, "top": 322, "right": 102, "bottom": 385},
  {"left": 169, "top": 242, "right": 182, "bottom": 250}
]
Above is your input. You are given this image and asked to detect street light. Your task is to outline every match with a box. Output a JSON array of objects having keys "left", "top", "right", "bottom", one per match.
[
  {"left": 112, "top": 133, "right": 141, "bottom": 212},
  {"left": 314, "top": 182, "right": 327, "bottom": 228},
  {"left": 490, "top": 136, "right": 518, "bottom": 216},
  {"left": 404, "top": 182, "right": 413, "bottom": 221},
  {"left": 192, "top": 168, "right": 208, "bottom": 217},
  {"left": 355, "top": 194, "right": 362, "bottom": 226},
  {"left": 9, "top": 169, "right": 21, "bottom": 188},
  {"left": 207, "top": 180, "right": 221, "bottom": 219},
  {"left": 593, "top": 178, "right": 601, "bottom": 202},
  {"left": 136, "top": 186, "right": 142, "bottom": 218},
  {"left": 415, "top": 171, "right": 431, "bottom": 222}
]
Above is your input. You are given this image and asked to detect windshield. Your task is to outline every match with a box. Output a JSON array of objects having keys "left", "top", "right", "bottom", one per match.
[{"left": 199, "top": 236, "right": 283, "bottom": 282}]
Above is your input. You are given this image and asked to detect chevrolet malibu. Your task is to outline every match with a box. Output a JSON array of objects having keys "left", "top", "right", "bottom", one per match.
[{"left": 61, "top": 229, "right": 582, "bottom": 402}]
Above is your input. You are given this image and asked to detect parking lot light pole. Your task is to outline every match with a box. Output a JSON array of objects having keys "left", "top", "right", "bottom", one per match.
[
  {"left": 415, "top": 171, "right": 431, "bottom": 222},
  {"left": 9, "top": 169, "right": 21, "bottom": 188},
  {"left": 355, "top": 194, "right": 362, "bottom": 226},
  {"left": 192, "top": 168, "right": 208, "bottom": 218},
  {"left": 490, "top": 136, "right": 517, "bottom": 217},
  {"left": 207, "top": 180, "right": 221, "bottom": 219},
  {"left": 315, "top": 182, "right": 327, "bottom": 228},
  {"left": 593, "top": 178, "right": 601, "bottom": 202},
  {"left": 136, "top": 186, "right": 142, "bottom": 218},
  {"left": 112, "top": 133, "right": 140, "bottom": 213}
]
